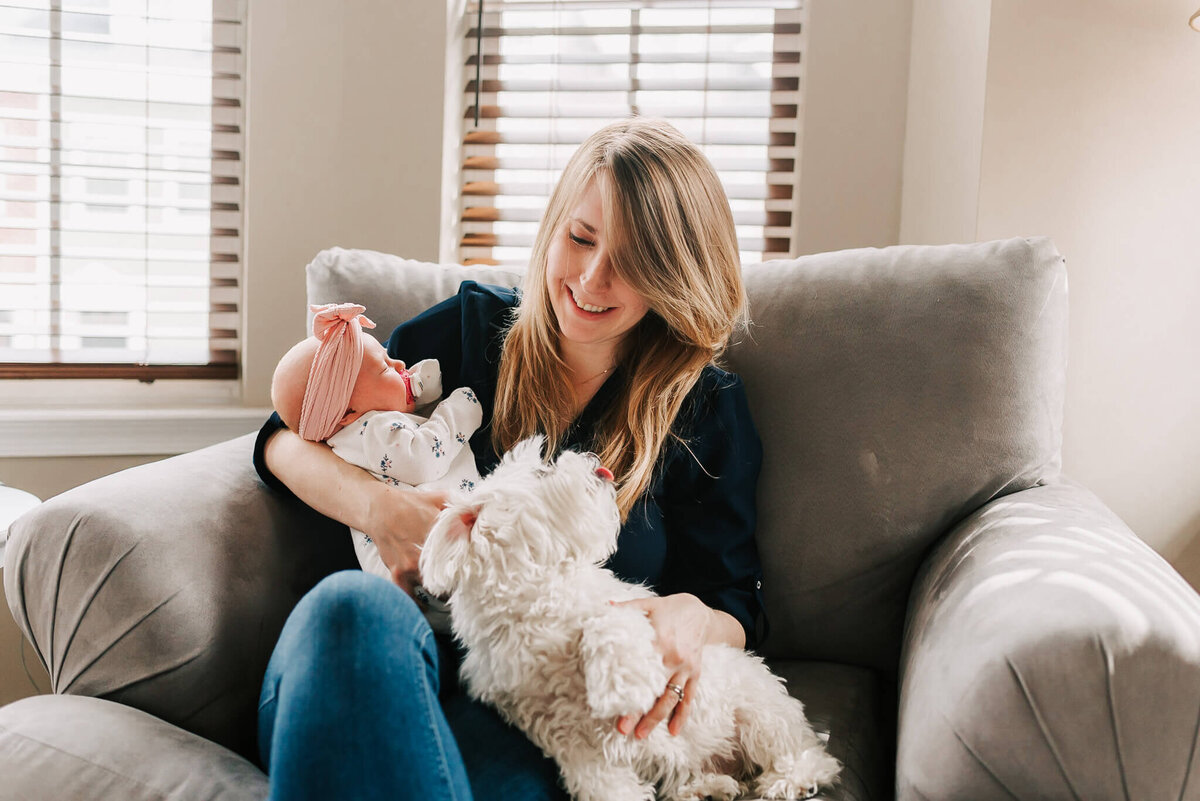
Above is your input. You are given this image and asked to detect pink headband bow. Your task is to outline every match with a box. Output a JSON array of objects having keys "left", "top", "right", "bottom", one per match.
[{"left": 298, "top": 302, "right": 376, "bottom": 441}]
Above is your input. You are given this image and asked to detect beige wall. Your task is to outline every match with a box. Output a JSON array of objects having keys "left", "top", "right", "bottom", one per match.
[
  {"left": 0, "top": 456, "right": 166, "bottom": 503},
  {"left": 899, "top": 0, "right": 992, "bottom": 245},
  {"left": 793, "top": 0, "right": 914, "bottom": 255},
  {"left": 241, "top": 0, "right": 458, "bottom": 407},
  {"left": 978, "top": 0, "right": 1200, "bottom": 563},
  {"left": 900, "top": 0, "right": 1200, "bottom": 580}
]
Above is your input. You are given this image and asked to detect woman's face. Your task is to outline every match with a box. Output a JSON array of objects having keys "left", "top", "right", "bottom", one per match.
[{"left": 544, "top": 179, "right": 650, "bottom": 358}]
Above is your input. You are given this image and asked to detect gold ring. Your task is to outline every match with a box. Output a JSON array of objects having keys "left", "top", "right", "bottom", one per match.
[{"left": 667, "top": 682, "right": 685, "bottom": 701}]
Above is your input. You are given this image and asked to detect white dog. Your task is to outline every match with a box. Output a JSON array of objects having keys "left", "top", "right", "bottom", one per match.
[{"left": 419, "top": 437, "right": 841, "bottom": 801}]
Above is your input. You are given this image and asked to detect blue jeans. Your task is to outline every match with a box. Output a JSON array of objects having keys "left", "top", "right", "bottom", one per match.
[{"left": 258, "top": 570, "right": 567, "bottom": 801}]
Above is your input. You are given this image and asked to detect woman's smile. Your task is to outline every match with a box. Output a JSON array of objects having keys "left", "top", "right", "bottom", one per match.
[{"left": 566, "top": 285, "right": 614, "bottom": 315}]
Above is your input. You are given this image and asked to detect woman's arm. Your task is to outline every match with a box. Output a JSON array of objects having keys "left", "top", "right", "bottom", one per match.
[
  {"left": 618, "top": 370, "right": 765, "bottom": 738},
  {"left": 263, "top": 426, "right": 446, "bottom": 592},
  {"left": 707, "top": 606, "right": 747, "bottom": 650}
]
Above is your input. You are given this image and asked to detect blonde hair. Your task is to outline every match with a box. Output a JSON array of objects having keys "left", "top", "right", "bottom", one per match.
[{"left": 491, "top": 118, "right": 749, "bottom": 520}]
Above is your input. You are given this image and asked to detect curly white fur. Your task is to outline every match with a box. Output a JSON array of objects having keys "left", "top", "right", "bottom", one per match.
[{"left": 419, "top": 437, "right": 841, "bottom": 801}]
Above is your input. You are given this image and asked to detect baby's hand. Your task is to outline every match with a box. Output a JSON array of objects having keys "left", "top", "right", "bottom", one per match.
[
  {"left": 448, "top": 386, "right": 480, "bottom": 406},
  {"left": 443, "top": 387, "right": 483, "bottom": 430}
]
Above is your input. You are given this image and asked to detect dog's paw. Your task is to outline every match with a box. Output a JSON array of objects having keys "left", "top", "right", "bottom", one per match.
[
  {"left": 675, "top": 772, "right": 740, "bottom": 801},
  {"left": 755, "top": 776, "right": 805, "bottom": 800},
  {"left": 795, "top": 745, "right": 841, "bottom": 789},
  {"left": 572, "top": 774, "right": 655, "bottom": 801},
  {"left": 753, "top": 748, "right": 840, "bottom": 799}
]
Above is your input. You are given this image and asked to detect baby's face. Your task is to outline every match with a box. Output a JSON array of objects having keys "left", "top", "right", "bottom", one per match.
[{"left": 347, "top": 334, "right": 416, "bottom": 415}]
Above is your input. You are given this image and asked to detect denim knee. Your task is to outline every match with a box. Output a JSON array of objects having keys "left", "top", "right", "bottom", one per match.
[
  {"left": 257, "top": 571, "right": 475, "bottom": 797},
  {"left": 270, "top": 570, "right": 438, "bottom": 689}
]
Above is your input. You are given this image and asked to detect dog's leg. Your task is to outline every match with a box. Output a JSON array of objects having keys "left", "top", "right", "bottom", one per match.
[
  {"left": 745, "top": 729, "right": 841, "bottom": 800},
  {"left": 580, "top": 604, "right": 668, "bottom": 719},
  {"left": 557, "top": 760, "right": 655, "bottom": 801},
  {"left": 734, "top": 691, "right": 840, "bottom": 799}
]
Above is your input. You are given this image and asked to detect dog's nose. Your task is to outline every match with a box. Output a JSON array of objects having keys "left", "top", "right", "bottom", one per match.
[{"left": 595, "top": 466, "right": 614, "bottom": 482}]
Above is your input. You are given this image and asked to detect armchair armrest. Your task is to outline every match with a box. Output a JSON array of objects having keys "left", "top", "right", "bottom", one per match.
[
  {"left": 2, "top": 434, "right": 356, "bottom": 761},
  {"left": 897, "top": 479, "right": 1200, "bottom": 801}
]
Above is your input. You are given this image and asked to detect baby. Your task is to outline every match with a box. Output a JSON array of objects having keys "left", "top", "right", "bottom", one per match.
[{"left": 271, "top": 302, "right": 482, "bottom": 630}]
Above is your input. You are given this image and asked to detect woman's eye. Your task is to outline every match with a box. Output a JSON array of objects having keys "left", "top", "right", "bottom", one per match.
[{"left": 568, "top": 231, "right": 594, "bottom": 247}]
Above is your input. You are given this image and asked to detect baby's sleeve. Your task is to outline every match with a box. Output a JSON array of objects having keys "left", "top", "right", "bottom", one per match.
[{"left": 359, "top": 388, "right": 483, "bottom": 485}]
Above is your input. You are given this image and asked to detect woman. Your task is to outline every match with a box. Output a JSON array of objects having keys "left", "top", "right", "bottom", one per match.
[{"left": 254, "top": 118, "right": 765, "bottom": 800}]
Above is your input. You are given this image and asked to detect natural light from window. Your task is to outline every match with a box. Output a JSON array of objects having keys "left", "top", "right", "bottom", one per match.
[{"left": 0, "top": 0, "right": 240, "bottom": 371}]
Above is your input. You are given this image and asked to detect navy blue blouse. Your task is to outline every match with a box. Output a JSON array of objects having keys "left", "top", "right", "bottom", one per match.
[{"left": 254, "top": 281, "right": 766, "bottom": 647}]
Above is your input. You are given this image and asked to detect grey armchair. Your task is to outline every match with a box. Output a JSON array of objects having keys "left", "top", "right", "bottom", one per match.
[{"left": 3, "top": 238, "right": 1197, "bottom": 800}]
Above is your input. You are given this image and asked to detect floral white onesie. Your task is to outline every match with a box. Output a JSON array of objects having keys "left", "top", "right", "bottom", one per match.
[{"left": 327, "top": 385, "right": 483, "bottom": 631}]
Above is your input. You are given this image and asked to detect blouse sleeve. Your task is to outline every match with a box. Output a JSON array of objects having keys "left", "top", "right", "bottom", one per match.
[
  {"left": 252, "top": 410, "right": 293, "bottom": 497},
  {"left": 655, "top": 370, "right": 766, "bottom": 649}
]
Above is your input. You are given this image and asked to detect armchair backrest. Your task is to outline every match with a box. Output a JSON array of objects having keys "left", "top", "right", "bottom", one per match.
[{"left": 308, "top": 237, "right": 1069, "bottom": 672}]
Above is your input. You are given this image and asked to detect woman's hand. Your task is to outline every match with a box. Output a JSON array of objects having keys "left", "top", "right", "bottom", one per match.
[
  {"left": 612, "top": 593, "right": 745, "bottom": 739},
  {"left": 365, "top": 485, "right": 448, "bottom": 594},
  {"left": 262, "top": 427, "right": 447, "bottom": 595}
]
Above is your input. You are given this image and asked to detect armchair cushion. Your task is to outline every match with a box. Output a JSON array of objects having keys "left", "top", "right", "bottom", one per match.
[
  {"left": 0, "top": 694, "right": 266, "bottom": 800},
  {"left": 775, "top": 661, "right": 895, "bottom": 801},
  {"left": 898, "top": 480, "right": 1200, "bottom": 799}
]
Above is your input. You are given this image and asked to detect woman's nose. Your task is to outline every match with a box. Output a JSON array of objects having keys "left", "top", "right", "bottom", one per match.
[{"left": 579, "top": 253, "right": 612, "bottom": 290}]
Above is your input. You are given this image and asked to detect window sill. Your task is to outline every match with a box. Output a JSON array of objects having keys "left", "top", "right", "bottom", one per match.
[{"left": 0, "top": 406, "right": 272, "bottom": 458}]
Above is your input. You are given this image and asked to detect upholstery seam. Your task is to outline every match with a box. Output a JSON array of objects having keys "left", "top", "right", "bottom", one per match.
[
  {"left": 57, "top": 542, "right": 139, "bottom": 678},
  {"left": 1007, "top": 656, "right": 1083, "bottom": 801},
  {"left": 949, "top": 725, "right": 1020, "bottom": 801},
  {"left": 48, "top": 515, "right": 82, "bottom": 686},
  {"left": 60, "top": 589, "right": 181, "bottom": 694},
  {"left": 1098, "top": 637, "right": 1132, "bottom": 801},
  {"left": 1177, "top": 697, "right": 1200, "bottom": 801},
  {"left": 11, "top": 533, "right": 48, "bottom": 678}
]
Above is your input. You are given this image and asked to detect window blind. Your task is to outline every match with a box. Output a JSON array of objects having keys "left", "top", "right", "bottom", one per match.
[
  {"left": 0, "top": 0, "right": 243, "bottom": 380},
  {"left": 459, "top": 0, "right": 804, "bottom": 268}
]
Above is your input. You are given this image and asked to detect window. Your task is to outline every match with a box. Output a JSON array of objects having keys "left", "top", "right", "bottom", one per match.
[
  {"left": 458, "top": 0, "right": 804, "bottom": 268},
  {"left": 0, "top": 0, "right": 244, "bottom": 380}
]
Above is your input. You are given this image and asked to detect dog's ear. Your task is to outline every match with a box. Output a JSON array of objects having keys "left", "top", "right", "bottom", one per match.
[{"left": 418, "top": 504, "right": 478, "bottom": 596}]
